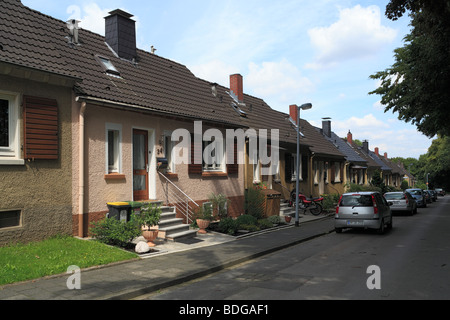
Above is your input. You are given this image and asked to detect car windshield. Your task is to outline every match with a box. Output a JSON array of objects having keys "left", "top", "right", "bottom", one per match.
[
  {"left": 385, "top": 193, "right": 404, "bottom": 200},
  {"left": 340, "top": 195, "right": 373, "bottom": 207},
  {"left": 408, "top": 190, "right": 422, "bottom": 195}
]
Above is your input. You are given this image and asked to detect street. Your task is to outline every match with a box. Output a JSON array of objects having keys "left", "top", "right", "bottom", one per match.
[{"left": 137, "top": 196, "right": 450, "bottom": 300}]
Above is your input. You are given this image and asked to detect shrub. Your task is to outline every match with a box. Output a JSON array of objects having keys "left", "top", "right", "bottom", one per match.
[
  {"left": 90, "top": 218, "right": 141, "bottom": 248},
  {"left": 245, "top": 187, "right": 265, "bottom": 219},
  {"left": 236, "top": 214, "right": 257, "bottom": 228},
  {"left": 257, "top": 218, "right": 273, "bottom": 230},
  {"left": 208, "top": 193, "right": 230, "bottom": 220},
  {"left": 217, "top": 217, "right": 238, "bottom": 235},
  {"left": 267, "top": 215, "right": 281, "bottom": 225},
  {"left": 321, "top": 194, "right": 340, "bottom": 211}
]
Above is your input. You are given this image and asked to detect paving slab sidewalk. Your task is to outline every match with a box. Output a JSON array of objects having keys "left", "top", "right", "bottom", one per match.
[{"left": 0, "top": 214, "right": 334, "bottom": 300}]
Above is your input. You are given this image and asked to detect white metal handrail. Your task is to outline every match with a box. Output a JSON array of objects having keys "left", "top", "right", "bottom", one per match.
[{"left": 158, "top": 171, "right": 199, "bottom": 224}]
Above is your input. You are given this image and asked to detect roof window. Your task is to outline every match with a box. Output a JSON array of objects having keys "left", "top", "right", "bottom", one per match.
[
  {"left": 96, "top": 55, "right": 120, "bottom": 77},
  {"left": 231, "top": 103, "right": 247, "bottom": 118}
]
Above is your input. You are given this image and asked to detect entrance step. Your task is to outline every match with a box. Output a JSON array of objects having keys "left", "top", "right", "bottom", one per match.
[{"left": 156, "top": 203, "right": 198, "bottom": 242}]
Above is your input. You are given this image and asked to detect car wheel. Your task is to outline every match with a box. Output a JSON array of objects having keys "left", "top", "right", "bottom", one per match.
[
  {"left": 377, "top": 219, "right": 385, "bottom": 235},
  {"left": 335, "top": 228, "right": 343, "bottom": 233},
  {"left": 387, "top": 216, "right": 393, "bottom": 230}
]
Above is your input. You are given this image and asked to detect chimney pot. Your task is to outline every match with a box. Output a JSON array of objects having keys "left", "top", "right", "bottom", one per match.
[{"left": 375, "top": 147, "right": 379, "bottom": 156}]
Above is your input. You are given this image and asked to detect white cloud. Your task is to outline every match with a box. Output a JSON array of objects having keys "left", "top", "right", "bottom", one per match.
[
  {"left": 306, "top": 5, "right": 397, "bottom": 69},
  {"left": 189, "top": 60, "right": 239, "bottom": 87},
  {"left": 67, "top": 3, "right": 111, "bottom": 36},
  {"left": 246, "top": 59, "right": 314, "bottom": 107}
]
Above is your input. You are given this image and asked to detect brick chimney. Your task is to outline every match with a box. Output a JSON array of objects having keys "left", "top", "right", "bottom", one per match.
[
  {"left": 375, "top": 147, "right": 379, "bottom": 156},
  {"left": 230, "top": 74, "right": 244, "bottom": 102},
  {"left": 347, "top": 131, "right": 353, "bottom": 145},
  {"left": 289, "top": 105, "right": 298, "bottom": 124},
  {"left": 105, "top": 9, "right": 137, "bottom": 60},
  {"left": 384, "top": 152, "right": 388, "bottom": 159}
]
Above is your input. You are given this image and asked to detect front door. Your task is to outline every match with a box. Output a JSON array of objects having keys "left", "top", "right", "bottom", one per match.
[{"left": 133, "top": 129, "right": 149, "bottom": 201}]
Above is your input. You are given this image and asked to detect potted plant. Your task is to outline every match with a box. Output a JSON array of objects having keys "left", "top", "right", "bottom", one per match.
[
  {"left": 195, "top": 204, "right": 214, "bottom": 234},
  {"left": 133, "top": 203, "right": 161, "bottom": 246}
]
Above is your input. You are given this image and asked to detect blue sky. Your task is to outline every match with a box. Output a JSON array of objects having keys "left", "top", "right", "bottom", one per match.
[{"left": 23, "top": 0, "right": 433, "bottom": 159}]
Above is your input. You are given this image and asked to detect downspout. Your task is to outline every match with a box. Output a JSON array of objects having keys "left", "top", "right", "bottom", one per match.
[{"left": 78, "top": 100, "right": 87, "bottom": 238}]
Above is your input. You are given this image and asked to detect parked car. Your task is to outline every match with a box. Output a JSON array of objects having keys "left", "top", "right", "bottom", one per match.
[
  {"left": 435, "top": 188, "right": 445, "bottom": 196},
  {"left": 423, "top": 190, "right": 432, "bottom": 203},
  {"left": 384, "top": 192, "right": 417, "bottom": 216},
  {"left": 335, "top": 192, "right": 393, "bottom": 234},
  {"left": 429, "top": 190, "right": 438, "bottom": 202},
  {"left": 406, "top": 188, "right": 426, "bottom": 208}
]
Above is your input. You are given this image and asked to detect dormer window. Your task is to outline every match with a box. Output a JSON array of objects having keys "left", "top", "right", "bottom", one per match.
[{"left": 95, "top": 55, "right": 120, "bottom": 77}]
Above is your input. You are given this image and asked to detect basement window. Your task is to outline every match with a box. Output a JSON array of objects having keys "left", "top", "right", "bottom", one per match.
[
  {"left": 0, "top": 210, "right": 22, "bottom": 229},
  {"left": 96, "top": 55, "right": 121, "bottom": 77}
]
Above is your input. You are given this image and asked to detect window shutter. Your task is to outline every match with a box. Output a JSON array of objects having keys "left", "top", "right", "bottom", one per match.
[
  {"left": 331, "top": 162, "right": 336, "bottom": 183},
  {"left": 226, "top": 140, "right": 239, "bottom": 174},
  {"left": 188, "top": 134, "right": 202, "bottom": 174},
  {"left": 302, "top": 155, "right": 308, "bottom": 180},
  {"left": 284, "top": 153, "right": 292, "bottom": 181},
  {"left": 23, "top": 96, "right": 58, "bottom": 160}
]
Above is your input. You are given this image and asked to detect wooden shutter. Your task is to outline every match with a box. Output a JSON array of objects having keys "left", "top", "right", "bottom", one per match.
[
  {"left": 284, "top": 153, "right": 292, "bottom": 181},
  {"left": 188, "top": 134, "right": 202, "bottom": 174},
  {"left": 226, "top": 140, "right": 239, "bottom": 175},
  {"left": 23, "top": 96, "right": 58, "bottom": 160},
  {"left": 302, "top": 155, "right": 308, "bottom": 180}
]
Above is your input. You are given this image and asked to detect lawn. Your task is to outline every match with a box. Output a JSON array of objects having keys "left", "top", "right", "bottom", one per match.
[{"left": 0, "top": 235, "right": 138, "bottom": 286}]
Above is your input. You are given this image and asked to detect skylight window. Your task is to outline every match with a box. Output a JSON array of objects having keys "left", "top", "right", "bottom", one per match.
[
  {"left": 96, "top": 55, "right": 120, "bottom": 76},
  {"left": 231, "top": 103, "right": 247, "bottom": 117}
]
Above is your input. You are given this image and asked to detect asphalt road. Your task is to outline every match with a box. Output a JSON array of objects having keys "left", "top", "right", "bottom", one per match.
[{"left": 138, "top": 196, "right": 450, "bottom": 300}]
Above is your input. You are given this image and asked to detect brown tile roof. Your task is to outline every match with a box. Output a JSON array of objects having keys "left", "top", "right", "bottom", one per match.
[{"left": 0, "top": 0, "right": 345, "bottom": 159}]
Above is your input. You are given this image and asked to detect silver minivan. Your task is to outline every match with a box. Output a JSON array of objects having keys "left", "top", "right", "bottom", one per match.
[{"left": 335, "top": 192, "right": 393, "bottom": 234}]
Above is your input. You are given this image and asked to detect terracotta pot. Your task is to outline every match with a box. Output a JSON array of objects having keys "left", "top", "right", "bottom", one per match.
[
  {"left": 196, "top": 219, "right": 210, "bottom": 234},
  {"left": 142, "top": 230, "right": 159, "bottom": 247},
  {"left": 285, "top": 216, "right": 292, "bottom": 223}
]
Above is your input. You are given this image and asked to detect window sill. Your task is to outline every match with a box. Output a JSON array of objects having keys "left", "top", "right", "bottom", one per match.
[
  {"left": 202, "top": 172, "right": 228, "bottom": 177},
  {"left": 165, "top": 172, "right": 178, "bottom": 179},
  {"left": 0, "top": 159, "right": 25, "bottom": 166},
  {"left": 104, "top": 173, "right": 126, "bottom": 180}
]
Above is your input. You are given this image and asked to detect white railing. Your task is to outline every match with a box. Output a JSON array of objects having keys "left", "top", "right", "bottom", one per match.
[{"left": 158, "top": 171, "right": 199, "bottom": 224}]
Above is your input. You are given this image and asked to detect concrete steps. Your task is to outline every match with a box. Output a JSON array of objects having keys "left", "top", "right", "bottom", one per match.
[{"left": 157, "top": 205, "right": 198, "bottom": 242}]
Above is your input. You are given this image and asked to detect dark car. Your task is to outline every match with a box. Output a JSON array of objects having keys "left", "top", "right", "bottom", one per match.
[{"left": 406, "top": 188, "right": 426, "bottom": 208}]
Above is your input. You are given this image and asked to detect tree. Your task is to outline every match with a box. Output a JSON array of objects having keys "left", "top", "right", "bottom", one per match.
[{"left": 370, "top": 0, "right": 450, "bottom": 137}]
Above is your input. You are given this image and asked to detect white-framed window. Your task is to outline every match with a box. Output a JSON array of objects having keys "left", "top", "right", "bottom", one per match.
[
  {"left": 290, "top": 154, "right": 303, "bottom": 182},
  {"left": 164, "top": 131, "right": 175, "bottom": 173},
  {"left": 203, "top": 139, "right": 224, "bottom": 172},
  {"left": 313, "top": 161, "right": 319, "bottom": 184},
  {"left": 0, "top": 91, "right": 22, "bottom": 165},
  {"left": 106, "top": 123, "right": 122, "bottom": 174},
  {"left": 334, "top": 162, "right": 341, "bottom": 183},
  {"left": 251, "top": 149, "right": 260, "bottom": 183}
]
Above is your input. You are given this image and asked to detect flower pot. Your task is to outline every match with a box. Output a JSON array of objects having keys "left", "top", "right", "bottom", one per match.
[
  {"left": 142, "top": 229, "right": 159, "bottom": 247},
  {"left": 285, "top": 216, "right": 292, "bottom": 223},
  {"left": 196, "top": 219, "right": 210, "bottom": 234}
]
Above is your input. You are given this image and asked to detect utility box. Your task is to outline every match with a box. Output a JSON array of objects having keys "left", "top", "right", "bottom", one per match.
[
  {"left": 261, "top": 189, "right": 281, "bottom": 217},
  {"left": 107, "top": 202, "right": 131, "bottom": 222}
]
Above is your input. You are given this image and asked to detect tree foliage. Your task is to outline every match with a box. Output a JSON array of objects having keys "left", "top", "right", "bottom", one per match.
[
  {"left": 370, "top": 0, "right": 450, "bottom": 137},
  {"left": 391, "top": 136, "right": 450, "bottom": 190}
]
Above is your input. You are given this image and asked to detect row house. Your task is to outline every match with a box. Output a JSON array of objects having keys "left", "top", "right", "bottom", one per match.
[{"left": 0, "top": 0, "right": 413, "bottom": 245}]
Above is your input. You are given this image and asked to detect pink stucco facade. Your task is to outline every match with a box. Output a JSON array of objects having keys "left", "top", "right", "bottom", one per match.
[{"left": 72, "top": 102, "right": 244, "bottom": 236}]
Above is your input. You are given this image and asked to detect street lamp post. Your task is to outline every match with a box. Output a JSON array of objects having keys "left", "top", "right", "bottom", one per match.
[{"left": 295, "top": 103, "right": 312, "bottom": 227}]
